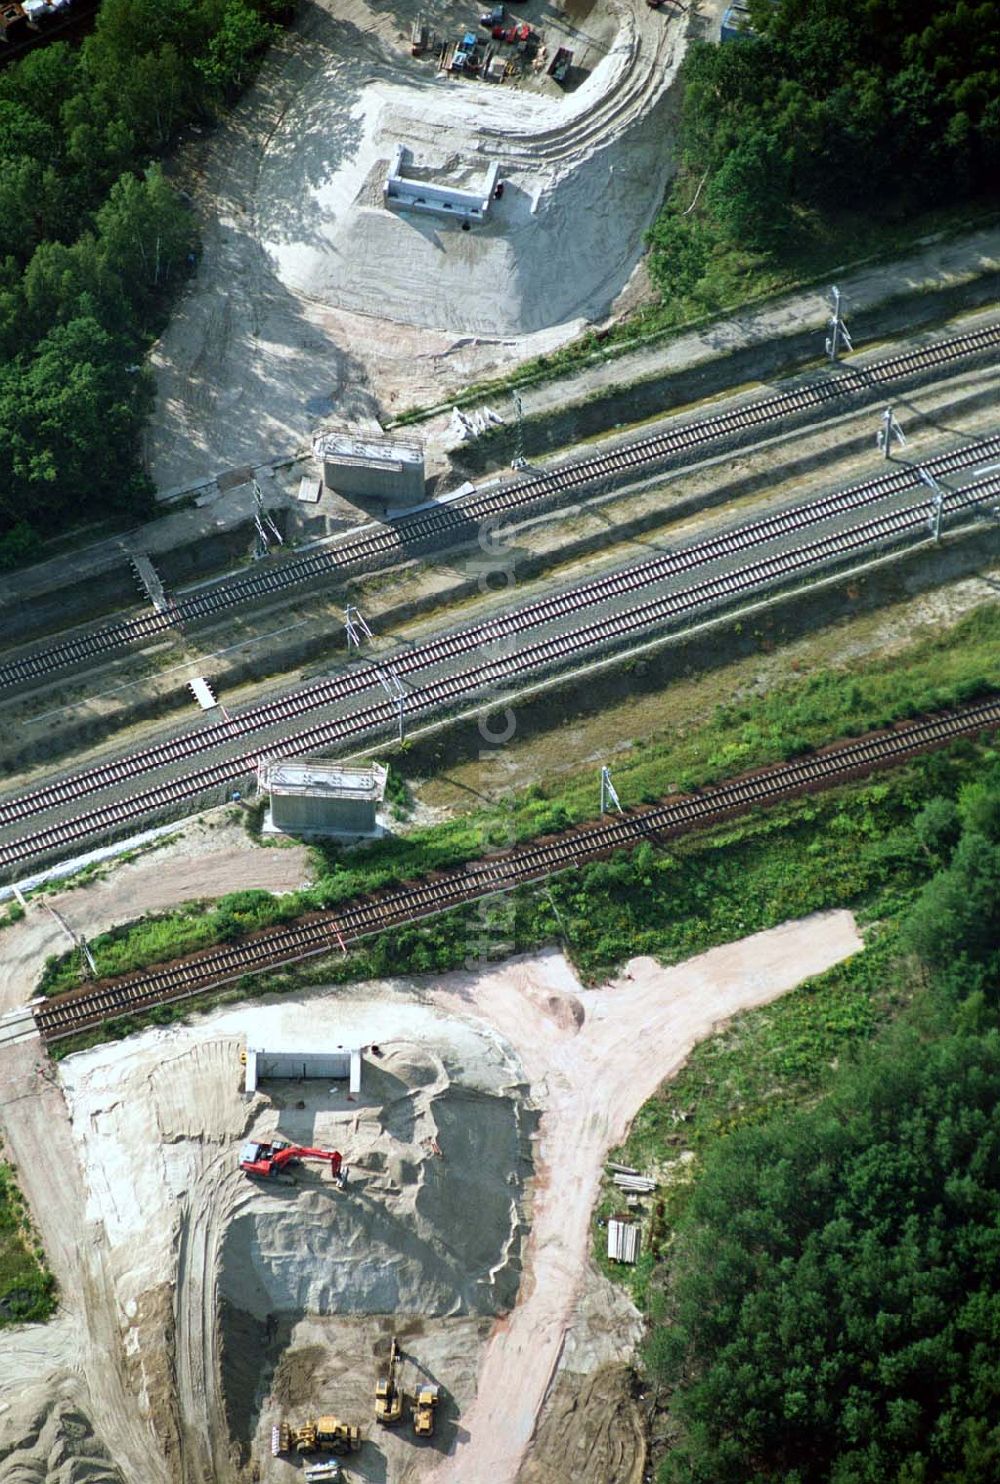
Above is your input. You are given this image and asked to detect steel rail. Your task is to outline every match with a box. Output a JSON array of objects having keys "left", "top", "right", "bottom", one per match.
[
  {"left": 3, "top": 438, "right": 998, "bottom": 834},
  {"left": 4, "top": 469, "right": 999, "bottom": 871},
  {"left": 33, "top": 695, "right": 1000, "bottom": 1041},
  {"left": 3, "top": 322, "right": 998, "bottom": 693}
]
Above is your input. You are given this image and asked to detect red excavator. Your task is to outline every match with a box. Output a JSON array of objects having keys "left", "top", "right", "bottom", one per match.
[{"left": 240, "top": 1139, "right": 347, "bottom": 1186}]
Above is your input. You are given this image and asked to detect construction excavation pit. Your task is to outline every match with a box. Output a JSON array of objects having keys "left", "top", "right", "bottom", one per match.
[
  {"left": 0, "top": 921, "right": 867, "bottom": 1483},
  {"left": 148, "top": 0, "right": 694, "bottom": 488},
  {"left": 52, "top": 989, "right": 534, "bottom": 1484}
]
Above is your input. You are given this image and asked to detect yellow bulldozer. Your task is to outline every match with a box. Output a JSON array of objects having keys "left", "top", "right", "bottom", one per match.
[
  {"left": 412, "top": 1382, "right": 440, "bottom": 1438},
  {"left": 272, "top": 1415, "right": 362, "bottom": 1457},
  {"left": 374, "top": 1336, "right": 404, "bottom": 1425}
]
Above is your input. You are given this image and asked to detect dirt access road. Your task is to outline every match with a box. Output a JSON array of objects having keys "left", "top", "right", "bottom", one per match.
[{"left": 426, "top": 911, "right": 863, "bottom": 1483}]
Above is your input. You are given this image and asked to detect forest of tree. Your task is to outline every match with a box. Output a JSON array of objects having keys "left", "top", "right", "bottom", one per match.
[
  {"left": 648, "top": 0, "right": 1000, "bottom": 297},
  {"left": 649, "top": 774, "right": 1000, "bottom": 1482},
  {"left": 0, "top": 0, "right": 289, "bottom": 565}
]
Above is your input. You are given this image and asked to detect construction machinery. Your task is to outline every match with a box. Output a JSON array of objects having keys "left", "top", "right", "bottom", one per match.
[
  {"left": 547, "top": 45, "right": 573, "bottom": 82},
  {"left": 413, "top": 1383, "right": 440, "bottom": 1438},
  {"left": 240, "top": 1139, "right": 346, "bottom": 1186},
  {"left": 272, "top": 1417, "right": 361, "bottom": 1457},
  {"left": 374, "top": 1336, "right": 404, "bottom": 1425},
  {"left": 304, "top": 1463, "right": 343, "bottom": 1483}
]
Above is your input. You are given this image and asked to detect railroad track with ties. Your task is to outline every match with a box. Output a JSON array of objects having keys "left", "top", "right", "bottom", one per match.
[
  {"left": 3, "top": 455, "right": 1000, "bottom": 871},
  {"left": 32, "top": 694, "right": 1000, "bottom": 1043},
  {"left": 3, "top": 322, "right": 999, "bottom": 694}
]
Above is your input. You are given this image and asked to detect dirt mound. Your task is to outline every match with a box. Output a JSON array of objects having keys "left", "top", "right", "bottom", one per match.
[
  {"left": 0, "top": 1381, "right": 124, "bottom": 1484},
  {"left": 516, "top": 1364, "right": 644, "bottom": 1484}
]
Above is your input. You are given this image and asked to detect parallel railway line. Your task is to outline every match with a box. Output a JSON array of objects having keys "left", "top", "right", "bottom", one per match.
[
  {"left": 3, "top": 437, "right": 998, "bottom": 829},
  {"left": 3, "top": 322, "right": 999, "bottom": 694},
  {"left": 3, "top": 460, "right": 999, "bottom": 871},
  {"left": 33, "top": 695, "right": 1000, "bottom": 1042}
]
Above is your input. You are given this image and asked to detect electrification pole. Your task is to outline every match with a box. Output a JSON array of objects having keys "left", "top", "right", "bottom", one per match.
[
  {"left": 251, "top": 479, "right": 283, "bottom": 556},
  {"left": 511, "top": 391, "right": 527, "bottom": 471},
  {"left": 344, "top": 606, "right": 373, "bottom": 652},
  {"left": 917, "top": 466, "right": 946, "bottom": 544},
  {"left": 876, "top": 405, "right": 905, "bottom": 461},
  {"left": 825, "top": 286, "right": 853, "bottom": 363},
  {"left": 600, "top": 765, "right": 622, "bottom": 815},
  {"left": 377, "top": 666, "right": 407, "bottom": 742}
]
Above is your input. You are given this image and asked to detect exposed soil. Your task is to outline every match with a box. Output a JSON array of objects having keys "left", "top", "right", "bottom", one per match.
[
  {"left": 0, "top": 918, "right": 861, "bottom": 1484},
  {"left": 147, "top": 0, "right": 698, "bottom": 491},
  {"left": 0, "top": 1379, "right": 125, "bottom": 1484},
  {"left": 517, "top": 1363, "right": 645, "bottom": 1484}
]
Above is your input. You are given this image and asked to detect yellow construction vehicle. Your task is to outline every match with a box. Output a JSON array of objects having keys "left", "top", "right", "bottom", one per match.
[
  {"left": 412, "top": 1382, "right": 440, "bottom": 1438},
  {"left": 375, "top": 1336, "right": 404, "bottom": 1425},
  {"left": 272, "top": 1416, "right": 362, "bottom": 1457}
]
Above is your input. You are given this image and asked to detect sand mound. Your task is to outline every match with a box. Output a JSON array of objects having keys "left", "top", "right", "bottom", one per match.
[
  {"left": 0, "top": 1381, "right": 123, "bottom": 1484},
  {"left": 219, "top": 1079, "right": 529, "bottom": 1320}
]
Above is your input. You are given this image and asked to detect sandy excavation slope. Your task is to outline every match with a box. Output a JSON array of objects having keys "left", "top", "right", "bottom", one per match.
[
  {"left": 147, "top": 0, "right": 691, "bottom": 489},
  {"left": 0, "top": 910, "right": 859, "bottom": 1484}
]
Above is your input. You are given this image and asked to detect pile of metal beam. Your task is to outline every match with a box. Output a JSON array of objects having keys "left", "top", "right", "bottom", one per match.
[{"left": 609, "top": 1162, "right": 656, "bottom": 1194}]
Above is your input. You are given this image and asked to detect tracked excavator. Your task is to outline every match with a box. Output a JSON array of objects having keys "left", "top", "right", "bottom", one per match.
[
  {"left": 272, "top": 1416, "right": 362, "bottom": 1457},
  {"left": 374, "top": 1336, "right": 404, "bottom": 1425},
  {"left": 240, "top": 1139, "right": 347, "bottom": 1186}
]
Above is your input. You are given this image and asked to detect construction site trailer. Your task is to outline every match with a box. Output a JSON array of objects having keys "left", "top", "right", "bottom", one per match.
[
  {"left": 384, "top": 144, "right": 500, "bottom": 224},
  {"left": 246, "top": 1047, "right": 363, "bottom": 1096},
  {"left": 259, "top": 758, "right": 387, "bottom": 838},
  {"left": 313, "top": 428, "right": 425, "bottom": 508}
]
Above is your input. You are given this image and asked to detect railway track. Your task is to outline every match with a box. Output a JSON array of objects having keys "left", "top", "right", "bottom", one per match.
[
  {"left": 33, "top": 694, "right": 1000, "bottom": 1042},
  {"left": 3, "top": 322, "right": 998, "bottom": 694},
  {"left": 4, "top": 432, "right": 998, "bottom": 828},
  {"left": 3, "top": 460, "right": 999, "bottom": 871}
]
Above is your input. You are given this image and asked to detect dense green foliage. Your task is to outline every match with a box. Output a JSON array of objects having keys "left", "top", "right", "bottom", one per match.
[
  {"left": 0, "top": 0, "right": 287, "bottom": 560},
  {"left": 644, "top": 777, "right": 1000, "bottom": 1483},
  {"left": 657, "top": 1027, "right": 1000, "bottom": 1484},
  {"left": 0, "top": 1161, "right": 55, "bottom": 1326},
  {"left": 646, "top": 0, "right": 999, "bottom": 314}
]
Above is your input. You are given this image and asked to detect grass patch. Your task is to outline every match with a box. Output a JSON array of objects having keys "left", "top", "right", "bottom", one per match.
[
  {"left": 39, "top": 888, "right": 302, "bottom": 997},
  {"left": 0, "top": 1161, "right": 56, "bottom": 1326}
]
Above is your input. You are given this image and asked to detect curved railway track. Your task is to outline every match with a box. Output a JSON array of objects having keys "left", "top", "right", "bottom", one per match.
[
  {"left": 33, "top": 695, "right": 1000, "bottom": 1042},
  {"left": 2, "top": 438, "right": 998, "bottom": 836},
  {"left": 3, "top": 464, "right": 999, "bottom": 871},
  {"left": 3, "top": 322, "right": 998, "bottom": 694}
]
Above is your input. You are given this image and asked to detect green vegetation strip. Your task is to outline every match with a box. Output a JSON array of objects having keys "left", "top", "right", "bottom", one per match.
[
  {"left": 0, "top": 1160, "right": 55, "bottom": 1327},
  {"left": 37, "top": 599, "right": 997, "bottom": 1020}
]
